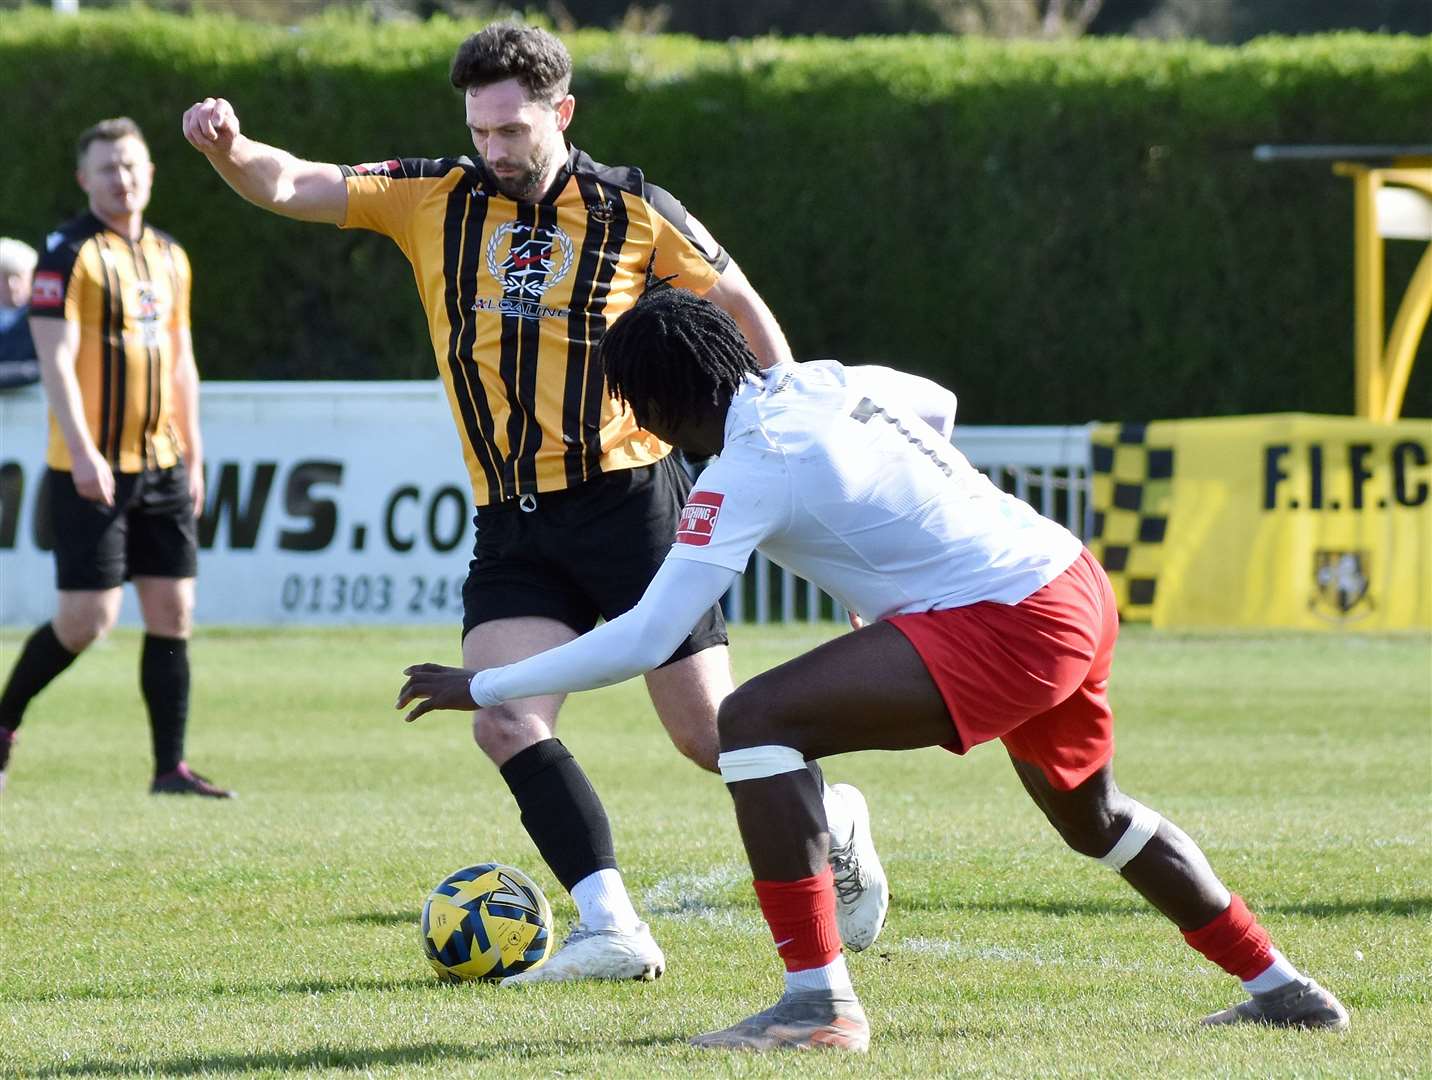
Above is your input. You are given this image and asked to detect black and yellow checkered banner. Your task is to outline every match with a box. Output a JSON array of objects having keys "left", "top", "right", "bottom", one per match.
[{"left": 1090, "top": 414, "right": 1431, "bottom": 628}]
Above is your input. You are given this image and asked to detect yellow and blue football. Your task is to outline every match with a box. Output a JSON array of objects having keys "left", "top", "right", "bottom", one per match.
[{"left": 420, "top": 863, "right": 553, "bottom": 982}]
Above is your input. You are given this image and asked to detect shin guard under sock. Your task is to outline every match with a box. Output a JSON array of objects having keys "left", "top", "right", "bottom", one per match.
[
  {"left": 141, "top": 634, "right": 190, "bottom": 776},
  {"left": 0, "top": 623, "right": 77, "bottom": 732},
  {"left": 499, "top": 738, "right": 617, "bottom": 893},
  {"left": 1182, "top": 893, "right": 1276, "bottom": 981},
  {"left": 753, "top": 867, "right": 843, "bottom": 973}
]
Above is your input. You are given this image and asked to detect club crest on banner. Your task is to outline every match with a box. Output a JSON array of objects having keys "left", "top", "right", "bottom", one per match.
[{"left": 1310, "top": 550, "right": 1373, "bottom": 621}]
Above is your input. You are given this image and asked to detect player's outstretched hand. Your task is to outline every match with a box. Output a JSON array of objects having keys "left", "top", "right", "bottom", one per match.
[
  {"left": 182, "top": 97, "right": 241, "bottom": 155},
  {"left": 397, "top": 663, "right": 479, "bottom": 722}
]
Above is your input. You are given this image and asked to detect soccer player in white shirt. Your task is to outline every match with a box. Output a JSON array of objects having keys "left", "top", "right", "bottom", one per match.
[{"left": 397, "top": 289, "right": 1349, "bottom": 1050}]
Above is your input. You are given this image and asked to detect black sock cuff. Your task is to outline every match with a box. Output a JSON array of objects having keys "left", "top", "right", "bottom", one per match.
[
  {"left": 142, "top": 633, "right": 188, "bottom": 654},
  {"left": 499, "top": 737, "right": 572, "bottom": 787},
  {"left": 38, "top": 622, "right": 76, "bottom": 660}
]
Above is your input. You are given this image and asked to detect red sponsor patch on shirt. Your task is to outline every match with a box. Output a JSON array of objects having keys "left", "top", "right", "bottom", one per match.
[
  {"left": 31, "top": 270, "right": 64, "bottom": 310},
  {"left": 676, "top": 491, "right": 724, "bottom": 547}
]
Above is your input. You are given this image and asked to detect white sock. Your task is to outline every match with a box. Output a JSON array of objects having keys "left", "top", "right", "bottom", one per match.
[
  {"left": 822, "top": 784, "right": 854, "bottom": 849},
  {"left": 1241, "top": 949, "right": 1301, "bottom": 994},
  {"left": 570, "top": 868, "right": 641, "bottom": 934},
  {"left": 785, "top": 953, "right": 854, "bottom": 994}
]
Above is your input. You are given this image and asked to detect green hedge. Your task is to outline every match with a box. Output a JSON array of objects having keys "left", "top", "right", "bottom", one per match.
[{"left": 2, "top": 10, "right": 1429, "bottom": 422}]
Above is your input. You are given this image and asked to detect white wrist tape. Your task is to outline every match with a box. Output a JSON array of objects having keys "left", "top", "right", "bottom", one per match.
[
  {"left": 1098, "top": 801, "right": 1162, "bottom": 871},
  {"left": 717, "top": 744, "right": 808, "bottom": 783}
]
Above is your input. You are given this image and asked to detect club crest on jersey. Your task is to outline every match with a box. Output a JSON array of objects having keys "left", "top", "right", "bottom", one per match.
[
  {"left": 481, "top": 220, "right": 575, "bottom": 320},
  {"left": 1310, "top": 550, "right": 1373, "bottom": 622},
  {"left": 676, "top": 491, "right": 724, "bottom": 546},
  {"left": 31, "top": 271, "right": 64, "bottom": 309},
  {"left": 587, "top": 198, "right": 616, "bottom": 223},
  {"left": 134, "top": 282, "right": 165, "bottom": 347}
]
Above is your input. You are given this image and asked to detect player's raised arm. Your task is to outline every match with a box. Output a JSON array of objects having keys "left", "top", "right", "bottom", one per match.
[
  {"left": 181, "top": 98, "right": 346, "bottom": 225},
  {"left": 642, "top": 187, "right": 793, "bottom": 371},
  {"left": 704, "top": 256, "right": 794, "bottom": 369}
]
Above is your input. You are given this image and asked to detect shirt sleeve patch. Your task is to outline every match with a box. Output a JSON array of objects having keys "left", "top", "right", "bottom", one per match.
[
  {"left": 351, "top": 159, "right": 403, "bottom": 177},
  {"left": 30, "top": 270, "right": 65, "bottom": 310},
  {"left": 676, "top": 491, "right": 725, "bottom": 546}
]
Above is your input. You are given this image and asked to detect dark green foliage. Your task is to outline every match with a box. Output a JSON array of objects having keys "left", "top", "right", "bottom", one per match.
[{"left": 2, "top": 10, "right": 1428, "bottom": 420}]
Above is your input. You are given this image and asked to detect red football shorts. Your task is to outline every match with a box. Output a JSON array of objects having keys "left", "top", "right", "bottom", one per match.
[{"left": 886, "top": 547, "right": 1119, "bottom": 791}]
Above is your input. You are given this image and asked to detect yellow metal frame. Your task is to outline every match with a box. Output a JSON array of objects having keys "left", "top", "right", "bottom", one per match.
[{"left": 1333, "top": 156, "right": 1432, "bottom": 421}]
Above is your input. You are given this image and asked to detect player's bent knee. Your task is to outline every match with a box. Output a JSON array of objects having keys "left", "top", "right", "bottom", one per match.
[
  {"left": 716, "top": 681, "right": 807, "bottom": 750},
  {"left": 53, "top": 623, "right": 99, "bottom": 653},
  {"left": 145, "top": 610, "right": 191, "bottom": 639},
  {"left": 715, "top": 685, "right": 782, "bottom": 753},
  {"left": 470, "top": 706, "right": 543, "bottom": 764},
  {"left": 54, "top": 610, "right": 116, "bottom": 652},
  {"left": 669, "top": 729, "right": 719, "bottom": 773}
]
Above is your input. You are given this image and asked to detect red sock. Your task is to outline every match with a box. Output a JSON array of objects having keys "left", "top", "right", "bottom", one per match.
[
  {"left": 1181, "top": 893, "right": 1275, "bottom": 980},
  {"left": 752, "top": 867, "right": 842, "bottom": 973}
]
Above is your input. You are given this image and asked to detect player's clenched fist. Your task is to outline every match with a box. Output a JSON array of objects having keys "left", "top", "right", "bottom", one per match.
[{"left": 181, "top": 97, "right": 241, "bottom": 154}]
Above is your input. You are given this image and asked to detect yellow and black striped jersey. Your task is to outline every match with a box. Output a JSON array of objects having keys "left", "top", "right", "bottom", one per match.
[
  {"left": 340, "top": 145, "right": 727, "bottom": 507},
  {"left": 29, "top": 212, "right": 192, "bottom": 474}
]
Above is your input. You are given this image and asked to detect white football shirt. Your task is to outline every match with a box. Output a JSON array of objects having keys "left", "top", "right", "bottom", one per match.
[{"left": 667, "top": 360, "right": 1083, "bottom": 621}]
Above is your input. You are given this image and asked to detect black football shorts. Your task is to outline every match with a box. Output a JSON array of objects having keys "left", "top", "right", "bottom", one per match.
[
  {"left": 462, "top": 453, "right": 728, "bottom": 666},
  {"left": 46, "top": 464, "right": 199, "bottom": 590}
]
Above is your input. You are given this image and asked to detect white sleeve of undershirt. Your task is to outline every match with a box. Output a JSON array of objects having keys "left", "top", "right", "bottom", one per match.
[
  {"left": 468, "top": 557, "right": 739, "bottom": 708},
  {"left": 847, "top": 365, "right": 958, "bottom": 440}
]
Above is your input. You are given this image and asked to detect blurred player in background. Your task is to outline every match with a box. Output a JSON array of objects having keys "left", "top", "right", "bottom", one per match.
[
  {"left": 0, "top": 118, "right": 232, "bottom": 799},
  {"left": 181, "top": 22, "right": 885, "bottom": 981},
  {"left": 398, "top": 287, "right": 1350, "bottom": 1050},
  {"left": 0, "top": 237, "right": 40, "bottom": 389}
]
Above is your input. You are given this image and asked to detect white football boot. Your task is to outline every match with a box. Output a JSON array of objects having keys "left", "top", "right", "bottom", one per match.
[
  {"left": 499, "top": 921, "right": 665, "bottom": 986},
  {"left": 827, "top": 783, "right": 889, "bottom": 952}
]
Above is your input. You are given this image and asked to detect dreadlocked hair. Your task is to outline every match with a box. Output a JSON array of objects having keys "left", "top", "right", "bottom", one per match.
[{"left": 600, "top": 286, "right": 761, "bottom": 428}]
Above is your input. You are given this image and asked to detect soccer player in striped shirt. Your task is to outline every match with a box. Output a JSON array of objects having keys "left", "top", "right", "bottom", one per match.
[
  {"left": 183, "top": 22, "right": 886, "bottom": 981},
  {"left": 0, "top": 118, "right": 231, "bottom": 798}
]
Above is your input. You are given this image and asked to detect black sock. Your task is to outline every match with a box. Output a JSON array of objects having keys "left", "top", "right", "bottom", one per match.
[
  {"left": 0, "top": 623, "right": 77, "bottom": 732},
  {"left": 141, "top": 634, "right": 190, "bottom": 776},
  {"left": 499, "top": 738, "right": 617, "bottom": 893}
]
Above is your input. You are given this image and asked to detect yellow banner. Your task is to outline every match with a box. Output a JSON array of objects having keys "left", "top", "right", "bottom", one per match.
[{"left": 1090, "top": 415, "right": 1432, "bottom": 629}]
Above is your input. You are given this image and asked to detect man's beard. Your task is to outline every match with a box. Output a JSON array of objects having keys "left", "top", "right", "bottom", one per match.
[{"left": 490, "top": 147, "right": 553, "bottom": 201}]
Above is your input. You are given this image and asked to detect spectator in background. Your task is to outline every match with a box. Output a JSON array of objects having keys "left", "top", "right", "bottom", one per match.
[
  {"left": 0, "top": 118, "right": 232, "bottom": 798},
  {"left": 0, "top": 237, "right": 40, "bottom": 389}
]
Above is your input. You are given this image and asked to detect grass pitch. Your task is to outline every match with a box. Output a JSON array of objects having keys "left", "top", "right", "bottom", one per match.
[{"left": 1, "top": 624, "right": 1428, "bottom": 1078}]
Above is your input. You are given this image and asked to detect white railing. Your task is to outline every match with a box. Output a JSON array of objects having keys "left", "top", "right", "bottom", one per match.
[{"left": 723, "top": 425, "right": 1095, "bottom": 624}]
